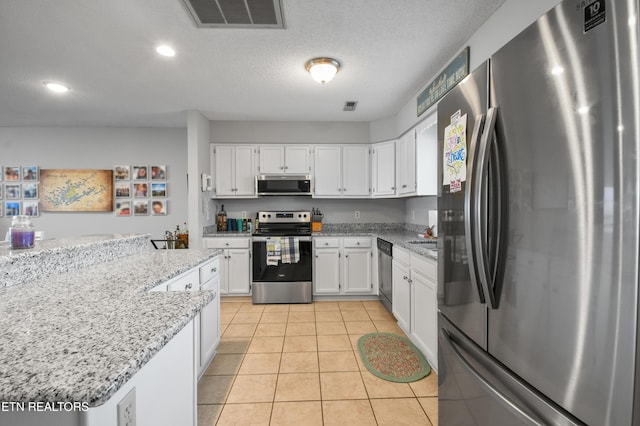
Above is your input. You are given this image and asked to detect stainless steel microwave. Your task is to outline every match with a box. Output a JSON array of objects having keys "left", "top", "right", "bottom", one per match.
[{"left": 256, "top": 175, "right": 312, "bottom": 196}]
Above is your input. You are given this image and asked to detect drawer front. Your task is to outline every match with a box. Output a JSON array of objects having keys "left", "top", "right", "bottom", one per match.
[
  {"left": 393, "top": 246, "right": 411, "bottom": 266},
  {"left": 314, "top": 238, "right": 340, "bottom": 248},
  {"left": 166, "top": 268, "right": 199, "bottom": 291},
  {"left": 204, "top": 237, "right": 250, "bottom": 249},
  {"left": 411, "top": 253, "right": 437, "bottom": 279},
  {"left": 343, "top": 237, "right": 371, "bottom": 248},
  {"left": 199, "top": 257, "right": 220, "bottom": 283}
]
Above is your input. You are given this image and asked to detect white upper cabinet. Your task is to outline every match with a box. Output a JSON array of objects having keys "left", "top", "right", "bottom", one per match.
[
  {"left": 313, "top": 145, "right": 370, "bottom": 198},
  {"left": 258, "top": 145, "right": 311, "bottom": 175},
  {"left": 394, "top": 111, "right": 438, "bottom": 197},
  {"left": 414, "top": 112, "right": 438, "bottom": 196},
  {"left": 371, "top": 140, "right": 396, "bottom": 197},
  {"left": 396, "top": 130, "right": 417, "bottom": 196},
  {"left": 342, "top": 145, "right": 370, "bottom": 197},
  {"left": 313, "top": 145, "right": 342, "bottom": 196},
  {"left": 211, "top": 144, "right": 256, "bottom": 198}
]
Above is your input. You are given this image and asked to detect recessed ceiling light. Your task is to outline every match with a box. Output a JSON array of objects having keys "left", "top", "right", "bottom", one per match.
[
  {"left": 43, "top": 81, "right": 71, "bottom": 93},
  {"left": 156, "top": 45, "right": 176, "bottom": 57}
]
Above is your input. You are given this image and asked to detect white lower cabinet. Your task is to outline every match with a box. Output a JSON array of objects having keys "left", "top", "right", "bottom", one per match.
[
  {"left": 392, "top": 246, "right": 438, "bottom": 371},
  {"left": 313, "top": 237, "right": 374, "bottom": 295},
  {"left": 203, "top": 237, "right": 252, "bottom": 295},
  {"left": 150, "top": 257, "right": 221, "bottom": 379},
  {"left": 197, "top": 258, "right": 220, "bottom": 378}
]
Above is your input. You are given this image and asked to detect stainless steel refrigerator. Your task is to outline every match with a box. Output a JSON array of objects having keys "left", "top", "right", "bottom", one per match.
[{"left": 437, "top": 0, "right": 640, "bottom": 424}]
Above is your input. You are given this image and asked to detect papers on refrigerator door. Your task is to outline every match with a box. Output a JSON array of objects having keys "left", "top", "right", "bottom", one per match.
[
  {"left": 266, "top": 237, "right": 282, "bottom": 266},
  {"left": 443, "top": 112, "right": 467, "bottom": 193}
]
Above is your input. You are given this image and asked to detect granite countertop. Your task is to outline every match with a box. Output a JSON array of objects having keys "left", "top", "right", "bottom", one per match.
[
  {"left": 202, "top": 231, "right": 252, "bottom": 238},
  {"left": 203, "top": 228, "right": 437, "bottom": 260},
  {"left": 316, "top": 229, "right": 437, "bottom": 260},
  {"left": 0, "top": 247, "right": 217, "bottom": 407}
]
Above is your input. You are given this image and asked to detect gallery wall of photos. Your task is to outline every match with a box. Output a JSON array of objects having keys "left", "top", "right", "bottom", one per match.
[
  {"left": 1, "top": 165, "right": 170, "bottom": 217},
  {"left": 1, "top": 166, "right": 40, "bottom": 218},
  {"left": 113, "top": 165, "right": 168, "bottom": 217}
]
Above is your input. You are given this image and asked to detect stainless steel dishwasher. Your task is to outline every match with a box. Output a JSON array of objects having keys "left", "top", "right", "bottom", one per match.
[{"left": 377, "top": 238, "right": 392, "bottom": 312}]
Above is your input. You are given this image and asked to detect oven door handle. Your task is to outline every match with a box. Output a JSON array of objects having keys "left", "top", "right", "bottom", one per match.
[{"left": 252, "top": 236, "right": 312, "bottom": 242}]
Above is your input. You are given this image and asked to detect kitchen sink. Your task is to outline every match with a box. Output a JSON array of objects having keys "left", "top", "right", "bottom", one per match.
[{"left": 407, "top": 240, "right": 437, "bottom": 245}]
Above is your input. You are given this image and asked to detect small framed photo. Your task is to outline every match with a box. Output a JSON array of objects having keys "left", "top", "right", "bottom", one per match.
[
  {"left": 151, "top": 199, "right": 167, "bottom": 215},
  {"left": 4, "top": 167, "right": 20, "bottom": 181},
  {"left": 115, "top": 182, "right": 131, "bottom": 198},
  {"left": 5, "top": 201, "right": 20, "bottom": 216},
  {"left": 22, "top": 166, "right": 38, "bottom": 181},
  {"left": 132, "top": 166, "right": 148, "bottom": 180},
  {"left": 114, "top": 166, "right": 131, "bottom": 180},
  {"left": 115, "top": 200, "right": 131, "bottom": 216},
  {"left": 23, "top": 183, "right": 38, "bottom": 199},
  {"left": 5, "top": 184, "right": 21, "bottom": 199},
  {"left": 151, "top": 165, "right": 167, "bottom": 180},
  {"left": 23, "top": 200, "right": 39, "bottom": 217},
  {"left": 151, "top": 182, "right": 167, "bottom": 197},
  {"left": 133, "top": 182, "right": 148, "bottom": 197},
  {"left": 133, "top": 200, "right": 149, "bottom": 215}
]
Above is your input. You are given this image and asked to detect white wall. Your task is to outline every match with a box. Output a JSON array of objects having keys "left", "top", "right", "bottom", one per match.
[
  {"left": 0, "top": 127, "right": 187, "bottom": 240},
  {"left": 187, "top": 111, "right": 215, "bottom": 249},
  {"left": 405, "top": 196, "right": 437, "bottom": 228},
  {"left": 371, "top": 0, "right": 562, "bottom": 141},
  {"left": 213, "top": 197, "right": 406, "bottom": 226},
  {"left": 210, "top": 120, "right": 370, "bottom": 144}
]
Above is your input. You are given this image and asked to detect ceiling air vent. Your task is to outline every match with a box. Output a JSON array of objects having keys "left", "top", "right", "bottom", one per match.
[
  {"left": 182, "top": 0, "right": 284, "bottom": 29},
  {"left": 344, "top": 101, "right": 358, "bottom": 112}
]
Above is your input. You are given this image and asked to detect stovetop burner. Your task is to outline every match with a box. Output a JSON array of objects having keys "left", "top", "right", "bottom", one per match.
[{"left": 254, "top": 210, "right": 311, "bottom": 236}]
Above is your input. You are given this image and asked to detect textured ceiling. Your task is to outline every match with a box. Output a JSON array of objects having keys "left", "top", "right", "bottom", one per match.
[{"left": 0, "top": 0, "right": 506, "bottom": 127}]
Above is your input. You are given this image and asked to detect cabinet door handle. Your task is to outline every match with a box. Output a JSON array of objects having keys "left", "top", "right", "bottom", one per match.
[
  {"left": 356, "top": 242, "right": 360, "bottom": 245},
  {"left": 211, "top": 267, "right": 217, "bottom": 273},
  {"left": 403, "top": 275, "right": 408, "bottom": 280},
  {"left": 185, "top": 283, "right": 193, "bottom": 290}
]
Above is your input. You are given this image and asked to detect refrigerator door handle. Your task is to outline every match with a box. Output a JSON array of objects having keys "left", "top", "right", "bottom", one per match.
[
  {"left": 474, "top": 107, "right": 499, "bottom": 309},
  {"left": 441, "top": 326, "right": 546, "bottom": 426},
  {"left": 464, "top": 113, "right": 487, "bottom": 303}
]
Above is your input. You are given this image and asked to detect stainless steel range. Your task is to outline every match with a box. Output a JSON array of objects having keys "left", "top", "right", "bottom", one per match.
[{"left": 252, "top": 211, "right": 312, "bottom": 304}]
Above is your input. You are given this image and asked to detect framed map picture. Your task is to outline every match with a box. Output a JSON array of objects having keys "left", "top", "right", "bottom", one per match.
[{"left": 40, "top": 169, "right": 114, "bottom": 212}]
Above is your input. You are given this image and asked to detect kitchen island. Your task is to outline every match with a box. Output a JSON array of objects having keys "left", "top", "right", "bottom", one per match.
[{"left": 0, "top": 234, "right": 218, "bottom": 425}]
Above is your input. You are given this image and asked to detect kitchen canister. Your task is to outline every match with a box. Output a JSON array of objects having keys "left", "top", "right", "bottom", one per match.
[{"left": 9, "top": 215, "right": 35, "bottom": 249}]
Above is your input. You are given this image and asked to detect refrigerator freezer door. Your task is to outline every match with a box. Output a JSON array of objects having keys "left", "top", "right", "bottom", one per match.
[
  {"left": 488, "top": 1, "right": 640, "bottom": 424},
  {"left": 437, "top": 61, "right": 489, "bottom": 350},
  {"left": 438, "top": 314, "right": 582, "bottom": 426}
]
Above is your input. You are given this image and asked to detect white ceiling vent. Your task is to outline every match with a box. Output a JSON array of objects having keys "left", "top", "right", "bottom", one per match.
[
  {"left": 344, "top": 101, "right": 358, "bottom": 112},
  {"left": 182, "top": 0, "right": 284, "bottom": 29}
]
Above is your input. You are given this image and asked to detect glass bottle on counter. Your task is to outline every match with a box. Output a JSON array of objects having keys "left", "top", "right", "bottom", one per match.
[
  {"left": 217, "top": 204, "right": 227, "bottom": 231},
  {"left": 9, "top": 215, "right": 35, "bottom": 249}
]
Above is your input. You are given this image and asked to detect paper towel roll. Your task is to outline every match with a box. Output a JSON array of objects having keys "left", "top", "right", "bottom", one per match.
[{"left": 428, "top": 210, "right": 438, "bottom": 236}]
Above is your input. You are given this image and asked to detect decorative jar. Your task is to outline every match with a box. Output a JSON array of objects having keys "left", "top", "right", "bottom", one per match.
[{"left": 9, "top": 215, "right": 35, "bottom": 249}]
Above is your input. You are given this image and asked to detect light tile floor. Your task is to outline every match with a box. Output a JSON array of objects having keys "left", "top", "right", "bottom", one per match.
[{"left": 198, "top": 298, "right": 438, "bottom": 426}]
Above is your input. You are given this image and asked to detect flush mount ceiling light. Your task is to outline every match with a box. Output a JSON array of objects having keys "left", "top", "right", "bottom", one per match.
[
  {"left": 156, "top": 45, "right": 176, "bottom": 57},
  {"left": 43, "top": 81, "right": 71, "bottom": 93},
  {"left": 305, "top": 57, "right": 341, "bottom": 84}
]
